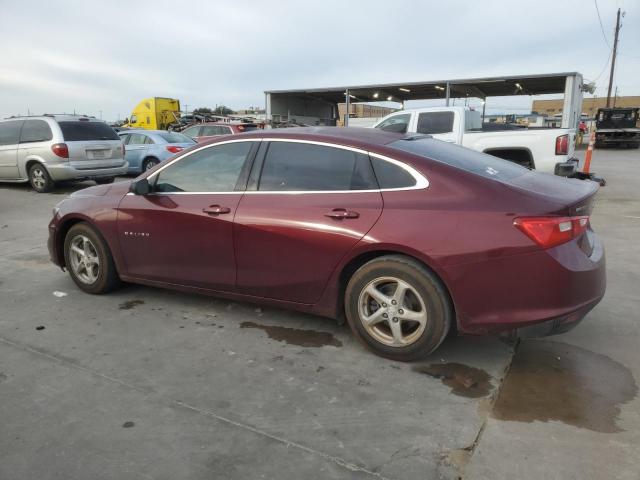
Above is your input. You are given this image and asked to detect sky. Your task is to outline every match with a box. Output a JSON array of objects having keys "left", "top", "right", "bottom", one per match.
[{"left": 1, "top": 0, "right": 639, "bottom": 122}]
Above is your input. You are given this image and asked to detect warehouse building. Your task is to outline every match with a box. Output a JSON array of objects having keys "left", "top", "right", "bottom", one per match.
[{"left": 533, "top": 96, "right": 640, "bottom": 118}]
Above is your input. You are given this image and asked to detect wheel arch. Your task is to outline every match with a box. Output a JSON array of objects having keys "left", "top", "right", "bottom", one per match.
[{"left": 334, "top": 246, "right": 457, "bottom": 329}]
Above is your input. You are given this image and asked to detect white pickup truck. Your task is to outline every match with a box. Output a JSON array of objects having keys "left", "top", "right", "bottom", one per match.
[{"left": 371, "top": 107, "right": 578, "bottom": 175}]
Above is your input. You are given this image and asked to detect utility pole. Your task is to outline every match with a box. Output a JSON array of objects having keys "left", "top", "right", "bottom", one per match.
[
  {"left": 613, "top": 86, "right": 618, "bottom": 107},
  {"left": 606, "top": 8, "right": 621, "bottom": 108}
]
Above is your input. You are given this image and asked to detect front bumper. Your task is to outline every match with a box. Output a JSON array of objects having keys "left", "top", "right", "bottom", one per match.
[
  {"left": 47, "top": 162, "right": 129, "bottom": 181},
  {"left": 554, "top": 157, "right": 579, "bottom": 176},
  {"left": 47, "top": 222, "right": 62, "bottom": 268}
]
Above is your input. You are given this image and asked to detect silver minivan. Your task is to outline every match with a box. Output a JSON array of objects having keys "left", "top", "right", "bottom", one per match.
[{"left": 0, "top": 115, "right": 128, "bottom": 192}]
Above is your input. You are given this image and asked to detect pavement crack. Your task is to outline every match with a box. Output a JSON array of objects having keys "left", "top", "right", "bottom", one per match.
[
  {"left": 0, "top": 334, "right": 393, "bottom": 480},
  {"left": 453, "top": 338, "right": 521, "bottom": 478}
]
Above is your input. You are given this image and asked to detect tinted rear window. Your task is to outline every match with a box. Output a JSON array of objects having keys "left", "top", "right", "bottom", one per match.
[
  {"left": 156, "top": 132, "right": 194, "bottom": 144},
  {"left": 59, "top": 121, "right": 119, "bottom": 141},
  {"left": 389, "top": 138, "right": 527, "bottom": 181},
  {"left": 416, "top": 111, "right": 454, "bottom": 134},
  {"left": 259, "top": 142, "right": 377, "bottom": 191}
]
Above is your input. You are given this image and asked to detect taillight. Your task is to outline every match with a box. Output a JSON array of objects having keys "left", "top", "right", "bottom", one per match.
[
  {"left": 166, "top": 146, "right": 183, "bottom": 153},
  {"left": 555, "top": 134, "right": 568, "bottom": 155},
  {"left": 514, "top": 216, "right": 589, "bottom": 249},
  {"left": 51, "top": 143, "right": 69, "bottom": 158},
  {"left": 236, "top": 125, "right": 245, "bottom": 131}
]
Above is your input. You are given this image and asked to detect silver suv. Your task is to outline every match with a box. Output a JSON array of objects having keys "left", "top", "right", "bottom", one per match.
[{"left": 0, "top": 115, "right": 128, "bottom": 192}]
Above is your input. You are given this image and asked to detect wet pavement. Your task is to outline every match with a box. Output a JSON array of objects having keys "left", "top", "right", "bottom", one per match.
[{"left": 1, "top": 148, "right": 639, "bottom": 479}]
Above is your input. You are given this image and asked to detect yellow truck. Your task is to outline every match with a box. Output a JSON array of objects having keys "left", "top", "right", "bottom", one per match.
[{"left": 124, "top": 97, "right": 181, "bottom": 130}]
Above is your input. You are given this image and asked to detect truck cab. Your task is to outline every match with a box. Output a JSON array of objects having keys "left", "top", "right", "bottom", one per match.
[
  {"left": 373, "top": 107, "right": 578, "bottom": 176},
  {"left": 595, "top": 108, "right": 640, "bottom": 149}
]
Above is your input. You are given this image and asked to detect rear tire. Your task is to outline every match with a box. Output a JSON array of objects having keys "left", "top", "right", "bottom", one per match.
[
  {"left": 142, "top": 157, "right": 159, "bottom": 172},
  {"left": 95, "top": 177, "right": 115, "bottom": 185},
  {"left": 64, "top": 223, "right": 121, "bottom": 294},
  {"left": 29, "top": 163, "right": 54, "bottom": 193},
  {"left": 344, "top": 255, "right": 452, "bottom": 361}
]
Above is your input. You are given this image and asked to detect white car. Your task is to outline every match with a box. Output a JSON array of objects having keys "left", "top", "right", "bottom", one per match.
[{"left": 372, "top": 107, "right": 578, "bottom": 175}]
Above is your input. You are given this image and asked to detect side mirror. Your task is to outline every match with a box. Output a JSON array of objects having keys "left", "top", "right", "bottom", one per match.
[{"left": 130, "top": 178, "right": 151, "bottom": 195}]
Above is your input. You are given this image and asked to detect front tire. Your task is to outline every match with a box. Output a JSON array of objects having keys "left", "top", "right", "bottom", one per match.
[
  {"left": 64, "top": 223, "right": 121, "bottom": 294},
  {"left": 344, "top": 255, "right": 452, "bottom": 361},
  {"left": 29, "top": 163, "right": 54, "bottom": 193}
]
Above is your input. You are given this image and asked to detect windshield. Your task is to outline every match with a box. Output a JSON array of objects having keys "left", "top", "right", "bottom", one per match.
[
  {"left": 59, "top": 121, "right": 120, "bottom": 141},
  {"left": 157, "top": 131, "right": 195, "bottom": 144},
  {"left": 389, "top": 137, "right": 528, "bottom": 181}
]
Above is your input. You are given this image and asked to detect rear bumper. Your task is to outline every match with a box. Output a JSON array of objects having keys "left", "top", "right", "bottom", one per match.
[
  {"left": 47, "top": 162, "right": 128, "bottom": 181},
  {"left": 446, "top": 232, "right": 606, "bottom": 335},
  {"left": 554, "top": 157, "right": 579, "bottom": 176}
]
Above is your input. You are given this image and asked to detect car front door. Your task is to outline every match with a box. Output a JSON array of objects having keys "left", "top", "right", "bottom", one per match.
[
  {"left": 117, "top": 139, "right": 259, "bottom": 291},
  {"left": 234, "top": 140, "right": 383, "bottom": 304}
]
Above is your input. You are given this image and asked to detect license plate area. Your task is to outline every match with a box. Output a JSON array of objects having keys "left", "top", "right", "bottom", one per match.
[{"left": 87, "top": 149, "right": 109, "bottom": 159}]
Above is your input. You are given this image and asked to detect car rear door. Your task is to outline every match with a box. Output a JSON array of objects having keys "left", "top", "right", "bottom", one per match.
[
  {"left": 233, "top": 140, "right": 383, "bottom": 304},
  {"left": 124, "top": 133, "right": 149, "bottom": 169},
  {"left": 0, "top": 120, "right": 23, "bottom": 179},
  {"left": 116, "top": 140, "right": 259, "bottom": 291}
]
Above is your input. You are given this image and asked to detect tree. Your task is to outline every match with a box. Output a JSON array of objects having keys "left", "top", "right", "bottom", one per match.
[{"left": 192, "top": 107, "right": 214, "bottom": 116}]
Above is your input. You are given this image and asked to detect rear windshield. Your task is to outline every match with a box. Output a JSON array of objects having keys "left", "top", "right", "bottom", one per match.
[
  {"left": 59, "top": 121, "right": 120, "bottom": 141},
  {"left": 156, "top": 132, "right": 194, "bottom": 144},
  {"left": 389, "top": 137, "right": 528, "bottom": 181}
]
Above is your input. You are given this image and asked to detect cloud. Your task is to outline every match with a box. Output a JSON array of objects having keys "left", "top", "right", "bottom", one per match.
[{"left": 1, "top": 0, "right": 638, "bottom": 120}]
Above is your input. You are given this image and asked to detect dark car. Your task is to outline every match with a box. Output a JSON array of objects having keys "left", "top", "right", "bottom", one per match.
[
  {"left": 48, "top": 127, "right": 605, "bottom": 360},
  {"left": 181, "top": 122, "right": 259, "bottom": 143}
]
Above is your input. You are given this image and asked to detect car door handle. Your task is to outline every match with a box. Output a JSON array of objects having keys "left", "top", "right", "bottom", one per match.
[
  {"left": 324, "top": 208, "right": 360, "bottom": 220},
  {"left": 202, "top": 205, "right": 231, "bottom": 215}
]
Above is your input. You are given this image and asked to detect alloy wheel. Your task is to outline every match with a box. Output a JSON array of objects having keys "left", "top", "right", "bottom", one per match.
[
  {"left": 357, "top": 276, "right": 428, "bottom": 347},
  {"left": 31, "top": 168, "right": 46, "bottom": 189},
  {"left": 68, "top": 235, "right": 100, "bottom": 284}
]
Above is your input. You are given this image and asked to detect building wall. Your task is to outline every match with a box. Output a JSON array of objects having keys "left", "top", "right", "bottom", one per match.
[
  {"left": 337, "top": 103, "right": 397, "bottom": 125},
  {"left": 532, "top": 96, "right": 640, "bottom": 117}
]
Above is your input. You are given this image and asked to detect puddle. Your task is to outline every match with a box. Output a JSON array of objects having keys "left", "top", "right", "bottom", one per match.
[
  {"left": 119, "top": 299, "right": 145, "bottom": 310},
  {"left": 240, "top": 321, "right": 342, "bottom": 348},
  {"left": 493, "top": 340, "right": 638, "bottom": 433},
  {"left": 412, "top": 363, "right": 493, "bottom": 398}
]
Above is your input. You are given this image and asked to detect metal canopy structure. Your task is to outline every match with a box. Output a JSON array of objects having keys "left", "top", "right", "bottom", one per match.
[
  {"left": 264, "top": 72, "right": 585, "bottom": 129},
  {"left": 266, "top": 72, "right": 578, "bottom": 104}
]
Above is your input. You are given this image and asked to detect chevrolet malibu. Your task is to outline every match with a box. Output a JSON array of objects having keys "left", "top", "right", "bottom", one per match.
[{"left": 48, "top": 127, "right": 606, "bottom": 361}]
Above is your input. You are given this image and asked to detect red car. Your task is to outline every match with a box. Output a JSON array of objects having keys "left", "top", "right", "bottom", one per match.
[
  {"left": 181, "top": 122, "right": 259, "bottom": 143},
  {"left": 48, "top": 128, "right": 606, "bottom": 360}
]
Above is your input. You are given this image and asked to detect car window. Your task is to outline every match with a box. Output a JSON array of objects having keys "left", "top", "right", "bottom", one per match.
[
  {"left": 119, "top": 134, "right": 130, "bottom": 144},
  {"left": 200, "top": 126, "right": 218, "bottom": 136},
  {"left": 182, "top": 126, "right": 201, "bottom": 138},
  {"left": 0, "top": 121, "right": 24, "bottom": 146},
  {"left": 156, "top": 131, "right": 194, "bottom": 144},
  {"left": 371, "top": 157, "right": 417, "bottom": 189},
  {"left": 59, "top": 121, "right": 120, "bottom": 141},
  {"left": 376, "top": 114, "right": 411, "bottom": 133},
  {"left": 258, "top": 142, "right": 377, "bottom": 191},
  {"left": 144, "top": 136, "right": 154, "bottom": 145},
  {"left": 416, "top": 112, "right": 455, "bottom": 134},
  {"left": 154, "top": 142, "right": 253, "bottom": 193},
  {"left": 128, "top": 133, "right": 147, "bottom": 145},
  {"left": 389, "top": 137, "right": 527, "bottom": 181},
  {"left": 19, "top": 120, "right": 53, "bottom": 143}
]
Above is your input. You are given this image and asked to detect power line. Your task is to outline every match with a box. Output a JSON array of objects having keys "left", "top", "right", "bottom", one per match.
[{"left": 593, "top": 0, "right": 611, "bottom": 48}]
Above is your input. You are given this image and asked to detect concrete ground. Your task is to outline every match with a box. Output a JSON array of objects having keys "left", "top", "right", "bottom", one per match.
[{"left": 0, "top": 147, "right": 638, "bottom": 480}]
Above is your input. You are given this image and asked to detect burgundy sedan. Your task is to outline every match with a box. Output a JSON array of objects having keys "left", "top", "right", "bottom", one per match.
[{"left": 48, "top": 127, "right": 605, "bottom": 361}]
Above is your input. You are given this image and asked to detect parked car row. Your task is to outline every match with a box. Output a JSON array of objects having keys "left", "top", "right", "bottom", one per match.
[{"left": 0, "top": 116, "right": 249, "bottom": 192}]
